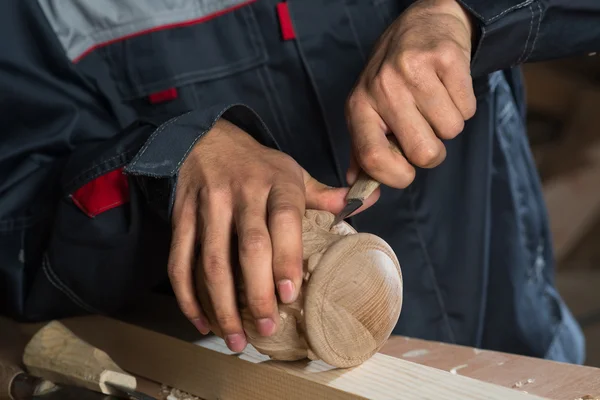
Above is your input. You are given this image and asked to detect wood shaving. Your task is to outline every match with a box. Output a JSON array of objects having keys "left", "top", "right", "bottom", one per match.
[{"left": 160, "top": 384, "right": 201, "bottom": 400}]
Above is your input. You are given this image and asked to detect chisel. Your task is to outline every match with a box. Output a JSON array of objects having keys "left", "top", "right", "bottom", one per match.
[
  {"left": 331, "top": 135, "right": 403, "bottom": 227},
  {"left": 0, "top": 317, "right": 155, "bottom": 400}
]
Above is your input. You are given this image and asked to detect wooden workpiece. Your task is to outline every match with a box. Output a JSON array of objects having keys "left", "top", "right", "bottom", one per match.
[{"left": 197, "top": 210, "right": 403, "bottom": 368}]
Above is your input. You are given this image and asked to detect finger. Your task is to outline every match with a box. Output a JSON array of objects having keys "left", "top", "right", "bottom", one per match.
[
  {"left": 437, "top": 51, "right": 476, "bottom": 120},
  {"left": 349, "top": 187, "right": 381, "bottom": 218},
  {"left": 168, "top": 199, "right": 210, "bottom": 335},
  {"left": 199, "top": 191, "right": 247, "bottom": 352},
  {"left": 236, "top": 191, "right": 279, "bottom": 337},
  {"left": 409, "top": 69, "right": 466, "bottom": 140},
  {"left": 302, "top": 169, "right": 351, "bottom": 213},
  {"left": 346, "top": 150, "right": 361, "bottom": 186},
  {"left": 376, "top": 89, "right": 447, "bottom": 169},
  {"left": 267, "top": 182, "right": 304, "bottom": 305},
  {"left": 346, "top": 96, "right": 416, "bottom": 188}
]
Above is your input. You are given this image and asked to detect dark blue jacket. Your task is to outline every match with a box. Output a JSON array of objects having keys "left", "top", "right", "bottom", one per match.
[{"left": 1, "top": 0, "right": 599, "bottom": 364}]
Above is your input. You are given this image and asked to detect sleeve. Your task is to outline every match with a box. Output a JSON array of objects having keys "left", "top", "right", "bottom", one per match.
[
  {"left": 123, "top": 105, "right": 279, "bottom": 222},
  {"left": 0, "top": 2, "right": 279, "bottom": 321},
  {"left": 456, "top": 0, "right": 600, "bottom": 78}
]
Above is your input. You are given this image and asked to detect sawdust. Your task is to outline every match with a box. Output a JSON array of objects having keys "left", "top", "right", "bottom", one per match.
[
  {"left": 512, "top": 378, "right": 535, "bottom": 388},
  {"left": 161, "top": 384, "right": 201, "bottom": 400}
]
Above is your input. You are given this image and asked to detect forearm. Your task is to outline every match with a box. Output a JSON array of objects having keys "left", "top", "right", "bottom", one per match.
[{"left": 457, "top": 0, "right": 600, "bottom": 77}]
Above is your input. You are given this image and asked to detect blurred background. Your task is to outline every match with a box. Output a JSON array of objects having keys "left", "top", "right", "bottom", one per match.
[{"left": 523, "top": 53, "right": 600, "bottom": 367}]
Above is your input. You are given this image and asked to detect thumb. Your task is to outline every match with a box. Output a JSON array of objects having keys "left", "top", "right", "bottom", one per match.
[
  {"left": 302, "top": 169, "right": 349, "bottom": 214},
  {"left": 302, "top": 169, "right": 381, "bottom": 215}
]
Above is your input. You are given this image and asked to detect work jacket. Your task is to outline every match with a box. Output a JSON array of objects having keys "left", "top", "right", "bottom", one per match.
[{"left": 1, "top": 0, "right": 599, "bottom": 364}]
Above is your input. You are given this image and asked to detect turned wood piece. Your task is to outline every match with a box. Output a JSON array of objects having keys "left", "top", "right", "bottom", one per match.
[{"left": 196, "top": 209, "right": 403, "bottom": 368}]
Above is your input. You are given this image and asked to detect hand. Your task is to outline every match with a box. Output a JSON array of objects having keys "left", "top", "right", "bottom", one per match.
[
  {"left": 168, "top": 119, "right": 379, "bottom": 352},
  {"left": 345, "top": 0, "right": 477, "bottom": 187}
]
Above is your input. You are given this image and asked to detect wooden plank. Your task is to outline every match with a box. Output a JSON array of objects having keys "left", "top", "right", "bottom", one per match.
[
  {"left": 380, "top": 336, "right": 600, "bottom": 400},
  {"left": 36, "top": 316, "right": 543, "bottom": 400},
  {"left": 110, "top": 295, "right": 600, "bottom": 398}
]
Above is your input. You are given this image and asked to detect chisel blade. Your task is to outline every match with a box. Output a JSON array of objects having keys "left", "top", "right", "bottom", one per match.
[
  {"left": 106, "top": 383, "right": 158, "bottom": 400},
  {"left": 331, "top": 198, "right": 363, "bottom": 228}
]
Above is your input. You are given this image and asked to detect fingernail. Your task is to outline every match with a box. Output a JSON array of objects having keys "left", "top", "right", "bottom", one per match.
[
  {"left": 277, "top": 279, "right": 296, "bottom": 303},
  {"left": 191, "top": 318, "right": 210, "bottom": 335},
  {"left": 225, "top": 333, "right": 247, "bottom": 353},
  {"left": 256, "top": 318, "right": 276, "bottom": 336}
]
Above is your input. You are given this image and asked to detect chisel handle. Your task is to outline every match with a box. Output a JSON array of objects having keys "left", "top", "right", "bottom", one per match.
[
  {"left": 0, "top": 316, "right": 26, "bottom": 400},
  {"left": 0, "top": 361, "right": 23, "bottom": 400},
  {"left": 23, "top": 321, "right": 137, "bottom": 397},
  {"left": 346, "top": 135, "right": 403, "bottom": 202},
  {"left": 0, "top": 317, "right": 55, "bottom": 400}
]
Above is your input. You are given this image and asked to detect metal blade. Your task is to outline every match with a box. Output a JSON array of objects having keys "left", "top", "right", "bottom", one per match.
[
  {"left": 105, "top": 383, "right": 158, "bottom": 400},
  {"left": 32, "top": 385, "right": 118, "bottom": 400},
  {"left": 331, "top": 199, "right": 363, "bottom": 228}
]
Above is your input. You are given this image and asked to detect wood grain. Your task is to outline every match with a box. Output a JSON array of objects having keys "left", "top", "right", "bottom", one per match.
[
  {"left": 197, "top": 210, "right": 403, "bottom": 368},
  {"left": 23, "top": 321, "right": 136, "bottom": 396},
  {"left": 40, "top": 315, "right": 546, "bottom": 400},
  {"left": 380, "top": 336, "right": 600, "bottom": 400}
]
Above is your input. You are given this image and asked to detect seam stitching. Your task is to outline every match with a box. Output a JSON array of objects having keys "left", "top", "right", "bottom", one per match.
[
  {"left": 514, "top": 5, "right": 534, "bottom": 66},
  {"left": 523, "top": 2, "right": 542, "bottom": 63},
  {"left": 128, "top": 112, "right": 191, "bottom": 169},
  {"left": 41, "top": 254, "right": 100, "bottom": 314},
  {"left": 489, "top": 0, "right": 534, "bottom": 22}
]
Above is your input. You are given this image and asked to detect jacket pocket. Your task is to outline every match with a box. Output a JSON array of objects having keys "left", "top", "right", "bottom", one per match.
[{"left": 103, "top": 3, "right": 268, "bottom": 120}]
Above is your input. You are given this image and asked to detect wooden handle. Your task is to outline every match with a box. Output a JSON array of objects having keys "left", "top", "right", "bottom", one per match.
[
  {"left": 0, "top": 317, "right": 27, "bottom": 400},
  {"left": 23, "top": 321, "right": 137, "bottom": 396},
  {"left": 0, "top": 362, "right": 22, "bottom": 400},
  {"left": 347, "top": 136, "right": 403, "bottom": 202}
]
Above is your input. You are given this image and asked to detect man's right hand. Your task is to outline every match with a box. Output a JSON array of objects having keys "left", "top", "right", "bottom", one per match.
[{"left": 167, "top": 119, "right": 378, "bottom": 352}]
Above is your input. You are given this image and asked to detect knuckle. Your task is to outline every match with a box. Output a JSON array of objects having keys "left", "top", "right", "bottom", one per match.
[
  {"left": 214, "top": 311, "right": 240, "bottom": 332},
  {"left": 436, "top": 42, "right": 462, "bottom": 69},
  {"left": 205, "top": 186, "right": 231, "bottom": 204},
  {"left": 239, "top": 178, "right": 268, "bottom": 197},
  {"left": 345, "top": 89, "right": 370, "bottom": 117},
  {"left": 397, "top": 52, "right": 426, "bottom": 80},
  {"left": 438, "top": 118, "right": 465, "bottom": 139},
  {"left": 395, "top": 166, "right": 416, "bottom": 189},
  {"left": 463, "top": 101, "right": 477, "bottom": 119},
  {"left": 178, "top": 301, "right": 200, "bottom": 320},
  {"left": 240, "top": 229, "right": 270, "bottom": 253},
  {"left": 409, "top": 142, "right": 441, "bottom": 167},
  {"left": 373, "top": 66, "right": 397, "bottom": 100},
  {"left": 202, "top": 253, "right": 229, "bottom": 279},
  {"left": 359, "top": 146, "right": 386, "bottom": 173},
  {"left": 273, "top": 254, "right": 301, "bottom": 275},
  {"left": 167, "top": 262, "right": 186, "bottom": 283},
  {"left": 246, "top": 295, "right": 275, "bottom": 316},
  {"left": 270, "top": 204, "right": 300, "bottom": 226}
]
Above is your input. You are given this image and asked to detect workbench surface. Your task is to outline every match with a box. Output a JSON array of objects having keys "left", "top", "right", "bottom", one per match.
[
  {"left": 113, "top": 295, "right": 600, "bottom": 400},
  {"left": 380, "top": 335, "right": 600, "bottom": 400}
]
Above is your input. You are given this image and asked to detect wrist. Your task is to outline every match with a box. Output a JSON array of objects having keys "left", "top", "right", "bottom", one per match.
[{"left": 450, "top": 0, "right": 477, "bottom": 45}]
